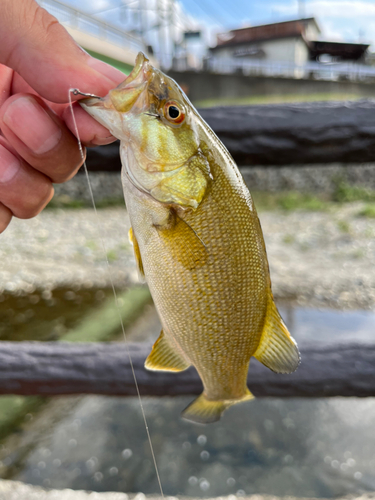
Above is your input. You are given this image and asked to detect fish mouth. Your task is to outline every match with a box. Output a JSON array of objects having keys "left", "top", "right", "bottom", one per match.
[
  {"left": 80, "top": 52, "right": 151, "bottom": 113},
  {"left": 121, "top": 51, "right": 151, "bottom": 87}
]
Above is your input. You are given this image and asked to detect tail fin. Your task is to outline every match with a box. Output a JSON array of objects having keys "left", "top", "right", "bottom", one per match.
[{"left": 182, "top": 390, "right": 254, "bottom": 424}]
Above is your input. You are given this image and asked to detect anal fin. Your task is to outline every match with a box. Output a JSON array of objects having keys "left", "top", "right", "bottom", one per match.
[
  {"left": 128, "top": 227, "right": 144, "bottom": 277},
  {"left": 254, "top": 293, "right": 300, "bottom": 374},
  {"left": 182, "top": 390, "right": 254, "bottom": 424},
  {"left": 145, "top": 330, "right": 190, "bottom": 372}
]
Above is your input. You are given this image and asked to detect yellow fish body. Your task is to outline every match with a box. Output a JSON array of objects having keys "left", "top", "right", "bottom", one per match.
[{"left": 81, "top": 53, "right": 300, "bottom": 424}]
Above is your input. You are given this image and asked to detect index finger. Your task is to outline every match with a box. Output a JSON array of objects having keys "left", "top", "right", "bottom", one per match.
[
  {"left": 0, "top": 0, "right": 124, "bottom": 103},
  {"left": 10, "top": 72, "right": 118, "bottom": 146}
]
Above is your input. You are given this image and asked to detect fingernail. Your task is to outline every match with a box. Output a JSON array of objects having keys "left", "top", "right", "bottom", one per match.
[
  {"left": 3, "top": 97, "right": 62, "bottom": 155},
  {"left": 87, "top": 58, "right": 125, "bottom": 85},
  {"left": 0, "top": 145, "right": 21, "bottom": 183}
]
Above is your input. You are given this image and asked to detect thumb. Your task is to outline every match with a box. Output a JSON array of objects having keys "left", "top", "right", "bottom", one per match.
[{"left": 0, "top": 0, "right": 124, "bottom": 103}]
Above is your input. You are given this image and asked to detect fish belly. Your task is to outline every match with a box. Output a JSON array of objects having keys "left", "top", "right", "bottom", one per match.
[{"left": 123, "top": 167, "right": 269, "bottom": 401}]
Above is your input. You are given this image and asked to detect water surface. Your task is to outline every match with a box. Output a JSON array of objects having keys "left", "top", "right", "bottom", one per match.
[
  {"left": 279, "top": 304, "right": 375, "bottom": 345},
  {"left": 0, "top": 288, "right": 112, "bottom": 341},
  {"left": 4, "top": 395, "right": 375, "bottom": 497},
  {"left": 1, "top": 303, "right": 374, "bottom": 497}
]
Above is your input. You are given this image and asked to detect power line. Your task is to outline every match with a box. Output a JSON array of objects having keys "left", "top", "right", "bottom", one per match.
[
  {"left": 91, "top": 0, "right": 137, "bottom": 15},
  {"left": 202, "top": 0, "right": 237, "bottom": 25},
  {"left": 213, "top": 0, "right": 243, "bottom": 22},
  {"left": 183, "top": 0, "right": 225, "bottom": 28}
]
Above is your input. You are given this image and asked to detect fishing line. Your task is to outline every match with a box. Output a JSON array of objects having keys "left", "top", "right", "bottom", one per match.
[{"left": 68, "top": 89, "right": 165, "bottom": 499}]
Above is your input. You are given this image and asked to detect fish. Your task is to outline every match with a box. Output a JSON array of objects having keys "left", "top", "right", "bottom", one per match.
[{"left": 80, "top": 52, "right": 300, "bottom": 424}]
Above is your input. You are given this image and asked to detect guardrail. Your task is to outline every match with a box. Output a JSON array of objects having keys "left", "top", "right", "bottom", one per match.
[
  {"left": 38, "top": 0, "right": 145, "bottom": 54},
  {"left": 203, "top": 57, "right": 375, "bottom": 82}
]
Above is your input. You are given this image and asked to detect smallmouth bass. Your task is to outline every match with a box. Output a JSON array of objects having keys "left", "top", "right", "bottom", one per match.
[{"left": 80, "top": 53, "right": 300, "bottom": 424}]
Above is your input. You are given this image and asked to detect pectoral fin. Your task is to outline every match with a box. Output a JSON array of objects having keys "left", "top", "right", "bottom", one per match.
[
  {"left": 254, "top": 293, "right": 300, "bottom": 374},
  {"left": 145, "top": 330, "right": 190, "bottom": 372},
  {"left": 128, "top": 227, "right": 144, "bottom": 277},
  {"left": 156, "top": 215, "right": 208, "bottom": 270}
]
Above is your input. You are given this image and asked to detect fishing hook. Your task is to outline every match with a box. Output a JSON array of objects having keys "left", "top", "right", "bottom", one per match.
[{"left": 71, "top": 89, "right": 102, "bottom": 99}]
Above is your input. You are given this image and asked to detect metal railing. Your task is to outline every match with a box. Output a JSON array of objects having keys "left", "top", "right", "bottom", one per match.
[
  {"left": 205, "top": 57, "right": 375, "bottom": 82},
  {"left": 38, "top": 0, "right": 146, "bottom": 54}
]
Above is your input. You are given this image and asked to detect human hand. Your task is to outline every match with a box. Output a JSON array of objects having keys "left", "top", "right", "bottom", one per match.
[{"left": 0, "top": 0, "right": 125, "bottom": 233}]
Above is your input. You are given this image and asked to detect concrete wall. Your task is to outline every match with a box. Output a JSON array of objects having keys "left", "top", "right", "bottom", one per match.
[{"left": 167, "top": 70, "right": 375, "bottom": 103}]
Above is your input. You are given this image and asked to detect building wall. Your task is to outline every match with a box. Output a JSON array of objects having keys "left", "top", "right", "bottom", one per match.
[
  {"left": 304, "top": 22, "right": 320, "bottom": 40},
  {"left": 292, "top": 38, "right": 311, "bottom": 76},
  {"left": 262, "top": 38, "right": 300, "bottom": 63},
  {"left": 213, "top": 37, "right": 309, "bottom": 66}
]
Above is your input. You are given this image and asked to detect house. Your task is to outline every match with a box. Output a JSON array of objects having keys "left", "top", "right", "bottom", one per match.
[{"left": 210, "top": 18, "right": 369, "bottom": 74}]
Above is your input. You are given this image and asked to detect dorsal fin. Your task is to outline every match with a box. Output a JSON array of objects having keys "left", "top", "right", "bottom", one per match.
[
  {"left": 145, "top": 330, "right": 190, "bottom": 372},
  {"left": 254, "top": 293, "right": 300, "bottom": 374}
]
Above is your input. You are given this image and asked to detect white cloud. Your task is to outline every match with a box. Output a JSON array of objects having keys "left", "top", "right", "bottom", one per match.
[
  {"left": 320, "top": 21, "right": 344, "bottom": 41},
  {"left": 308, "top": 0, "right": 375, "bottom": 17},
  {"left": 272, "top": 0, "right": 375, "bottom": 17},
  {"left": 270, "top": 0, "right": 299, "bottom": 16},
  {"left": 270, "top": 0, "right": 375, "bottom": 49}
]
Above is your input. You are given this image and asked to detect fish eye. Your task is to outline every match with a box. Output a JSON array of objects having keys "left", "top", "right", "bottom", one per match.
[
  {"left": 168, "top": 106, "right": 180, "bottom": 119},
  {"left": 164, "top": 101, "right": 185, "bottom": 124}
]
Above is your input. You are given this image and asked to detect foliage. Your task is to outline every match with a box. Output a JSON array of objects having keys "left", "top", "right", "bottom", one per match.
[
  {"left": 358, "top": 204, "right": 375, "bottom": 218},
  {"left": 195, "top": 93, "right": 363, "bottom": 108},
  {"left": 47, "top": 180, "right": 375, "bottom": 214},
  {"left": 337, "top": 220, "right": 351, "bottom": 233},
  {"left": 47, "top": 196, "right": 125, "bottom": 210},
  {"left": 252, "top": 191, "right": 329, "bottom": 212},
  {"left": 332, "top": 180, "right": 375, "bottom": 204}
]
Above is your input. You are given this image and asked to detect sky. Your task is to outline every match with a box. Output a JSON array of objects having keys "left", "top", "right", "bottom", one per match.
[
  {"left": 180, "top": 0, "right": 375, "bottom": 48},
  {"left": 59, "top": 0, "right": 375, "bottom": 53}
]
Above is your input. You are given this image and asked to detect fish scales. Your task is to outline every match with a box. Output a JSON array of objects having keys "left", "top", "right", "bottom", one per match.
[
  {"left": 80, "top": 52, "right": 300, "bottom": 424},
  {"left": 124, "top": 156, "right": 266, "bottom": 399}
]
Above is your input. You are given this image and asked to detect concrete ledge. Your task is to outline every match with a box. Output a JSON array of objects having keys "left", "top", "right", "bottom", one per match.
[
  {"left": 0, "top": 479, "right": 129, "bottom": 499},
  {"left": 0, "top": 481, "right": 374, "bottom": 500}
]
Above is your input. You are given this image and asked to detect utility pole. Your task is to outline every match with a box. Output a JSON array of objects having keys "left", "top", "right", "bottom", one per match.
[
  {"left": 169, "top": 0, "right": 176, "bottom": 68},
  {"left": 157, "top": 0, "right": 164, "bottom": 68},
  {"left": 119, "top": 1, "right": 127, "bottom": 24},
  {"left": 298, "top": 0, "right": 305, "bottom": 18},
  {"left": 164, "top": 0, "right": 170, "bottom": 68},
  {"left": 139, "top": 0, "right": 147, "bottom": 50}
]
